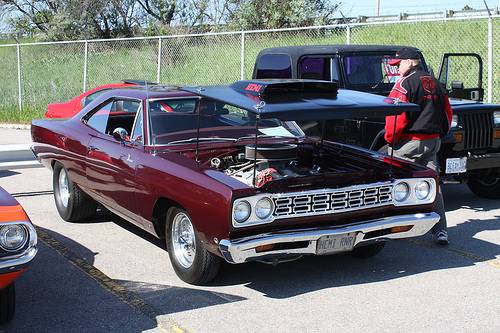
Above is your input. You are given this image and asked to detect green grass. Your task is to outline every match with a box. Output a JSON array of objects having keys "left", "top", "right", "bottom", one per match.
[{"left": 0, "top": 19, "right": 499, "bottom": 123}]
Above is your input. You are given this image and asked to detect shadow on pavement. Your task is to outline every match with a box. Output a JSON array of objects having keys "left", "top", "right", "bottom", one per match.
[
  {"left": 5, "top": 226, "right": 244, "bottom": 333},
  {"left": 442, "top": 183, "right": 499, "bottom": 212},
  {"left": 211, "top": 214, "right": 500, "bottom": 298},
  {"left": 0, "top": 170, "right": 20, "bottom": 178}
]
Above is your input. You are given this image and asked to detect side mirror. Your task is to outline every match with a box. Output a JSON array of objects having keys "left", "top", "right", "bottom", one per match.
[{"left": 112, "top": 128, "right": 128, "bottom": 142}]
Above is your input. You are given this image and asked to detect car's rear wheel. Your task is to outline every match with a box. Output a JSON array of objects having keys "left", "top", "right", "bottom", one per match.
[
  {"left": 165, "top": 207, "right": 221, "bottom": 285},
  {"left": 53, "top": 163, "right": 97, "bottom": 222},
  {"left": 467, "top": 170, "right": 500, "bottom": 199},
  {"left": 0, "top": 283, "right": 15, "bottom": 324},
  {"left": 350, "top": 242, "right": 386, "bottom": 258}
]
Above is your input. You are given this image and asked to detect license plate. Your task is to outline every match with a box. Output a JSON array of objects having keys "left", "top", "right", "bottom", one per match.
[
  {"left": 445, "top": 157, "right": 467, "bottom": 174},
  {"left": 316, "top": 233, "right": 357, "bottom": 255}
]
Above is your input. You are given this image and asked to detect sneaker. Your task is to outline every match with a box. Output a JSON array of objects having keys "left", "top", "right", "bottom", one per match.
[{"left": 435, "top": 230, "right": 449, "bottom": 245}]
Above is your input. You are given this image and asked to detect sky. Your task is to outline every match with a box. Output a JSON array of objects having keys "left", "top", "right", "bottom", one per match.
[
  {"left": 0, "top": 1, "right": 498, "bottom": 33},
  {"left": 340, "top": 0, "right": 498, "bottom": 17}
]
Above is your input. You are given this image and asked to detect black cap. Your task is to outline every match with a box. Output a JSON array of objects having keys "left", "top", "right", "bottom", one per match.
[{"left": 389, "top": 47, "right": 420, "bottom": 65}]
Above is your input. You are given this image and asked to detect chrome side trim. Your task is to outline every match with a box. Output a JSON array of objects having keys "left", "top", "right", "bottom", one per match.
[
  {"left": 0, "top": 221, "right": 38, "bottom": 272},
  {"left": 220, "top": 212, "right": 439, "bottom": 264}
]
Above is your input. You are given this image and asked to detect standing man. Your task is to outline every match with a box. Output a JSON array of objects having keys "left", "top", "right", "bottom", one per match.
[{"left": 385, "top": 47, "right": 452, "bottom": 245}]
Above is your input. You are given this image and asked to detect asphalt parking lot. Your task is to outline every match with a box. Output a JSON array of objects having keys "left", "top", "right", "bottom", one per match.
[{"left": 1, "top": 129, "right": 499, "bottom": 332}]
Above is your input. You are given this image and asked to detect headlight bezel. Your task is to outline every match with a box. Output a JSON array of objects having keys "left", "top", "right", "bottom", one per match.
[
  {"left": 0, "top": 224, "right": 29, "bottom": 252},
  {"left": 392, "top": 178, "right": 437, "bottom": 206},
  {"left": 232, "top": 195, "right": 275, "bottom": 228}
]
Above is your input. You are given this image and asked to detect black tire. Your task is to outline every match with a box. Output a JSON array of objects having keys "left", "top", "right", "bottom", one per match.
[
  {"left": 53, "top": 163, "right": 97, "bottom": 222},
  {"left": 165, "top": 207, "right": 221, "bottom": 285},
  {"left": 350, "top": 242, "right": 386, "bottom": 259},
  {"left": 0, "top": 283, "right": 15, "bottom": 324},
  {"left": 467, "top": 173, "right": 500, "bottom": 199}
]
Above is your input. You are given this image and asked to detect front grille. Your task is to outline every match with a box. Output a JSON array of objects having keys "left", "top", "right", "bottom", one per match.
[
  {"left": 273, "top": 183, "right": 393, "bottom": 218},
  {"left": 462, "top": 113, "right": 494, "bottom": 149}
]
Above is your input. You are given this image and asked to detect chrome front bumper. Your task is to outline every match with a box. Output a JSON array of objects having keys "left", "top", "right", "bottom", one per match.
[
  {"left": 0, "top": 221, "right": 38, "bottom": 274},
  {"left": 219, "top": 212, "right": 440, "bottom": 264}
]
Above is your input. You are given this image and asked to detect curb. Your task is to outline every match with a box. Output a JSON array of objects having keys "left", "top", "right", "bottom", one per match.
[{"left": 0, "top": 123, "right": 31, "bottom": 130}]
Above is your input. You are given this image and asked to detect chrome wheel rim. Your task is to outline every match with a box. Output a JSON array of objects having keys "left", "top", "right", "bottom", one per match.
[
  {"left": 58, "top": 168, "right": 70, "bottom": 208},
  {"left": 172, "top": 212, "right": 196, "bottom": 269}
]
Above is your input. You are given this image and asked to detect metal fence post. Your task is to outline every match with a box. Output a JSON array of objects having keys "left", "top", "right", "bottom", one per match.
[
  {"left": 157, "top": 37, "right": 162, "bottom": 83},
  {"left": 346, "top": 26, "right": 351, "bottom": 45},
  {"left": 487, "top": 18, "right": 493, "bottom": 103},
  {"left": 83, "top": 41, "right": 88, "bottom": 92},
  {"left": 240, "top": 32, "right": 246, "bottom": 80},
  {"left": 16, "top": 43, "right": 22, "bottom": 121}
]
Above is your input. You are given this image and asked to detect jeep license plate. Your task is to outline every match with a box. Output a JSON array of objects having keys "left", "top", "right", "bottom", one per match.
[
  {"left": 445, "top": 157, "right": 467, "bottom": 174},
  {"left": 316, "top": 233, "right": 357, "bottom": 255}
]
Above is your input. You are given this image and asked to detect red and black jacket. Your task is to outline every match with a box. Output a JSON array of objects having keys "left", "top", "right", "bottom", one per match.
[{"left": 384, "top": 66, "right": 453, "bottom": 144}]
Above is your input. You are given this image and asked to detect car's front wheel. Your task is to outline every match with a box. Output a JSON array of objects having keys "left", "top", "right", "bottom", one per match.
[
  {"left": 467, "top": 169, "right": 500, "bottom": 199},
  {"left": 0, "top": 283, "right": 15, "bottom": 324},
  {"left": 53, "top": 163, "right": 97, "bottom": 222},
  {"left": 165, "top": 207, "right": 221, "bottom": 285},
  {"left": 349, "top": 242, "right": 386, "bottom": 258}
]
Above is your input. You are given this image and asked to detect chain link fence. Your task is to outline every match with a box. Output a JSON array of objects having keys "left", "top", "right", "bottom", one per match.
[{"left": 0, "top": 15, "right": 498, "bottom": 123}]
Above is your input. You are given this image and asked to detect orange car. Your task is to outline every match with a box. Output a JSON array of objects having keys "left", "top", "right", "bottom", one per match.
[{"left": 0, "top": 187, "right": 37, "bottom": 323}]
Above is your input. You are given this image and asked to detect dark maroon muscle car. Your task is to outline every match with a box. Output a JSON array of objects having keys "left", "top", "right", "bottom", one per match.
[{"left": 31, "top": 80, "right": 440, "bottom": 284}]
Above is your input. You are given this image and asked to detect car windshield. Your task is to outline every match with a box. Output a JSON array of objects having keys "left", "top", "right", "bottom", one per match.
[
  {"left": 343, "top": 54, "right": 400, "bottom": 86},
  {"left": 148, "top": 98, "right": 304, "bottom": 145}
]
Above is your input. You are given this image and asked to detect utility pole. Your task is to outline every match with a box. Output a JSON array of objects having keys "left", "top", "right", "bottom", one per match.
[{"left": 376, "top": 0, "right": 380, "bottom": 16}]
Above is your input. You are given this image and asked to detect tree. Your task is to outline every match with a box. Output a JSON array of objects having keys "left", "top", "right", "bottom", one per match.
[
  {"left": 0, "top": 0, "right": 142, "bottom": 39},
  {"left": 226, "top": 0, "right": 340, "bottom": 30}
]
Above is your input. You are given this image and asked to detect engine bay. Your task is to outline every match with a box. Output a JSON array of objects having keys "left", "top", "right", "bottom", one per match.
[{"left": 206, "top": 143, "right": 377, "bottom": 188}]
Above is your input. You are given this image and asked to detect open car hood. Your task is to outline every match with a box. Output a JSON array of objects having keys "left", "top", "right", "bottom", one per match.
[{"left": 181, "top": 80, "right": 420, "bottom": 120}]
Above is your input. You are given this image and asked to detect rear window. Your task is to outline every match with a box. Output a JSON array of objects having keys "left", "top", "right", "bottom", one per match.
[
  {"left": 255, "top": 54, "right": 292, "bottom": 79},
  {"left": 298, "top": 57, "right": 339, "bottom": 81}
]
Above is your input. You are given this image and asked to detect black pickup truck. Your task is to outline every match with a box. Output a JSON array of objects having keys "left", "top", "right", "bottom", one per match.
[{"left": 253, "top": 45, "right": 500, "bottom": 198}]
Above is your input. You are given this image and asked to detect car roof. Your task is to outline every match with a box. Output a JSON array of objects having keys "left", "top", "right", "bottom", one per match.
[
  {"left": 256, "top": 44, "right": 421, "bottom": 58},
  {"left": 97, "top": 85, "right": 197, "bottom": 100}
]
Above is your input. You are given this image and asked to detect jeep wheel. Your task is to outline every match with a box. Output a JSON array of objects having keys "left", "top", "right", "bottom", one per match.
[
  {"left": 53, "top": 163, "right": 97, "bottom": 222},
  {"left": 166, "top": 207, "right": 221, "bottom": 285},
  {"left": 350, "top": 242, "right": 386, "bottom": 258},
  {"left": 467, "top": 171, "right": 500, "bottom": 199},
  {"left": 0, "top": 283, "right": 15, "bottom": 324}
]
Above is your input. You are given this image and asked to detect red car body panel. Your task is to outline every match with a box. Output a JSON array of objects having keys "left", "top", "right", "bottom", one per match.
[
  {"left": 31, "top": 86, "right": 439, "bottom": 258},
  {"left": 44, "top": 83, "right": 137, "bottom": 118}
]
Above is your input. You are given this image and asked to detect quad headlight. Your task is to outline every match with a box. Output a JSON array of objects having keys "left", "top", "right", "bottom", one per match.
[
  {"left": 415, "top": 181, "right": 431, "bottom": 200},
  {"left": 451, "top": 114, "right": 458, "bottom": 128},
  {"left": 0, "top": 224, "right": 28, "bottom": 251},
  {"left": 392, "top": 178, "right": 436, "bottom": 206},
  {"left": 233, "top": 201, "right": 251, "bottom": 223},
  {"left": 232, "top": 195, "right": 275, "bottom": 227},
  {"left": 494, "top": 111, "right": 500, "bottom": 126},
  {"left": 255, "top": 198, "right": 273, "bottom": 219},
  {"left": 393, "top": 182, "right": 410, "bottom": 202}
]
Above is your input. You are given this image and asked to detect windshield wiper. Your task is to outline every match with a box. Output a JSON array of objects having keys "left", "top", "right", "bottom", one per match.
[
  {"left": 167, "top": 137, "right": 237, "bottom": 145},
  {"left": 237, "top": 134, "right": 298, "bottom": 142}
]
